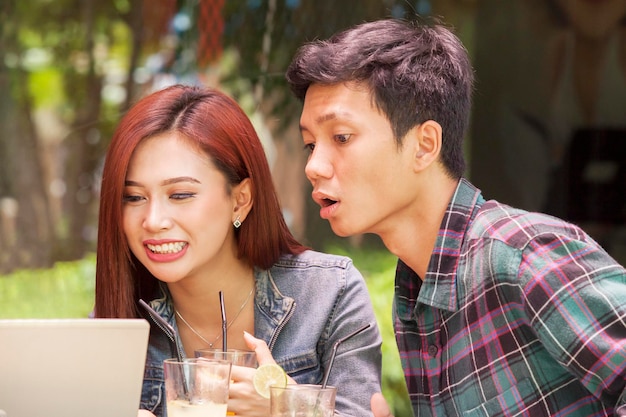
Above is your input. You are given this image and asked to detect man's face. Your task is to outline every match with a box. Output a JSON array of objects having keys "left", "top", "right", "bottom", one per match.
[{"left": 299, "top": 82, "right": 418, "bottom": 238}]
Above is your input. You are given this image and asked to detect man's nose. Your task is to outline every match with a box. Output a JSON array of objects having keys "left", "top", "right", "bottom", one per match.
[{"left": 305, "top": 146, "right": 333, "bottom": 182}]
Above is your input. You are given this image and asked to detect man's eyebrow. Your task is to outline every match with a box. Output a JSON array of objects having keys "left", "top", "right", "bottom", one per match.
[
  {"left": 124, "top": 176, "right": 201, "bottom": 187},
  {"left": 301, "top": 111, "right": 351, "bottom": 132},
  {"left": 316, "top": 112, "right": 338, "bottom": 124}
]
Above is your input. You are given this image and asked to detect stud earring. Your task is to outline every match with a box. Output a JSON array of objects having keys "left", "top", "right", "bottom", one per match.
[{"left": 233, "top": 216, "right": 242, "bottom": 228}]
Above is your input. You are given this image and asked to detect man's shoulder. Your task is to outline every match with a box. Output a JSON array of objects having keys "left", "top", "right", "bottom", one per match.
[{"left": 468, "top": 199, "right": 588, "bottom": 250}]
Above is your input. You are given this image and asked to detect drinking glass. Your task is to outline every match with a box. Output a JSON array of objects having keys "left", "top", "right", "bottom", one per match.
[
  {"left": 270, "top": 384, "right": 336, "bottom": 417},
  {"left": 164, "top": 358, "right": 232, "bottom": 417},
  {"left": 194, "top": 349, "right": 258, "bottom": 416},
  {"left": 195, "top": 348, "right": 258, "bottom": 368}
]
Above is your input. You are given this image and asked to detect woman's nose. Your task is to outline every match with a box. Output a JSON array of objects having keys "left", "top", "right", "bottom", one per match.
[{"left": 142, "top": 200, "right": 173, "bottom": 231}]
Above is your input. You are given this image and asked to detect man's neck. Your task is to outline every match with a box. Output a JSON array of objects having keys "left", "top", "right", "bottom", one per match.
[{"left": 380, "top": 175, "right": 459, "bottom": 279}]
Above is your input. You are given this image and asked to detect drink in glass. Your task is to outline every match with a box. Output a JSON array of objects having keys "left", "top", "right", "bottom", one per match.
[
  {"left": 164, "top": 358, "right": 231, "bottom": 417},
  {"left": 166, "top": 399, "right": 227, "bottom": 417},
  {"left": 270, "top": 384, "right": 336, "bottom": 417}
]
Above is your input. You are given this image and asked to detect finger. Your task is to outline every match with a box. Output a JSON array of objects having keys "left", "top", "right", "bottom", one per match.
[
  {"left": 243, "top": 331, "right": 276, "bottom": 365},
  {"left": 243, "top": 332, "right": 296, "bottom": 384},
  {"left": 229, "top": 364, "right": 255, "bottom": 383},
  {"left": 371, "top": 392, "right": 393, "bottom": 417}
]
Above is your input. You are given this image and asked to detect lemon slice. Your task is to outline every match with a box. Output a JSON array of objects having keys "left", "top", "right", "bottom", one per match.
[{"left": 253, "top": 363, "right": 287, "bottom": 399}]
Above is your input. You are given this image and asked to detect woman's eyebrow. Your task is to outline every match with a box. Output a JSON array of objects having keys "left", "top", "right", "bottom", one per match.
[{"left": 124, "top": 176, "right": 201, "bottom": 187}]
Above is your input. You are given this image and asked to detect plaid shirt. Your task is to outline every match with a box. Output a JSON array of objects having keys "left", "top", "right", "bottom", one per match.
[{"left": 394, "top": 179, "right": 626, "bottom": 416}]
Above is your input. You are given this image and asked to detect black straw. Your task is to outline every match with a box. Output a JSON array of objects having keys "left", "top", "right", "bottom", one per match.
[{"left": 219, "top": 291, "right": 227, "bottom": 351}]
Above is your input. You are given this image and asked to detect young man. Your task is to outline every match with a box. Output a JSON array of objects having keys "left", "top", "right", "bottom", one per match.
[{"left": 286, "top": 18, "right": 626, "bottom": 417}]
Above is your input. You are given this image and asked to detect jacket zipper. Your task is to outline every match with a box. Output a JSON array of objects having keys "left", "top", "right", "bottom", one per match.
[{"left": 268, "top": 301, "right": 296, "bottom": 351}]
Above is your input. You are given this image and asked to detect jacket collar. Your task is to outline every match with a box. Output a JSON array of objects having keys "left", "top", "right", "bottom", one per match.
[{"left": 253, "top": 268, "right": 296, "bottom": 349}]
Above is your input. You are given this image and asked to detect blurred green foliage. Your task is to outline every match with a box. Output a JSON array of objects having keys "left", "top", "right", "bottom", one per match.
[
  {"left": 0, "top": 254, "right": 95, "bottom": 318},
  {"left": 0, "top": 248, "right": 411, "bottom": 413}
]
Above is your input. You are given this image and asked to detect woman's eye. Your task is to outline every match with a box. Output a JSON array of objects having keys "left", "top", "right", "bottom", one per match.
[
  {"left": 122, "top": 194, "right": 144, "bottom": 203},
  {"left": 303, "top": 143, "right": 315, "bottom": 153},
  {"left": 334, "top": 134, "right": 351, "bottom": 144},
  {"left": 170, "top": 193, "right": 195, "bottom": 200}
]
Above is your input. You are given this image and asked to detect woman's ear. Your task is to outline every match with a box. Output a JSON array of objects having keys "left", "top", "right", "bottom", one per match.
[
  {"left": 232, "top": 178, "right": 253, "bottom": 223},
  {"left": 408, "top": 120, "right": 442, "bottom": 172}
]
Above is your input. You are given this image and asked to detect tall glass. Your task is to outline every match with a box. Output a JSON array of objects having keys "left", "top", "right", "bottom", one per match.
[
  {"left": 164, "top": 358, "right": 231, "bottom": 417},
  {"left": 270, "top": 384, "right": 337, "bottom": 417},
  {"left": 194, "top": 349, "right": 257, "bottom": 416}
]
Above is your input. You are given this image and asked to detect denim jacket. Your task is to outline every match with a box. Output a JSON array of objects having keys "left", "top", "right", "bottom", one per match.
[{"left": 138, "top": 250, "right": 383, "bottom": 417}]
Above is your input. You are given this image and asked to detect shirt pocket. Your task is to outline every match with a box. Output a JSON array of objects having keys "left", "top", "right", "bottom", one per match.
[
  {"left": 277, "top": 350, "right": 321, "bottom": 384},
  {"left": 463, "top": 378, "right": 549, "bottom": 417}
]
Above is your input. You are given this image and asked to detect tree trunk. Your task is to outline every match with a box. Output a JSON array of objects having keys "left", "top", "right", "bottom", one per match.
[
  {"left": 57, "top": 0, "right": 103, "bottom": 260},
  {"left": 0, "top": 2, "right": 54, "bottom": 273}
]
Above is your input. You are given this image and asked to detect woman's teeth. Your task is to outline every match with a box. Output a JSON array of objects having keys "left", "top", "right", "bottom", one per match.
[{"left": 147, "top": 242, "right": 186, "bottom": 254}]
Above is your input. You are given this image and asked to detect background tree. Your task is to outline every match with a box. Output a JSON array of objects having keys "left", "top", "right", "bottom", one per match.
[
  {"left": 0, "top": 0, "right": 164, "bottom": 272},
  {"left": 0, "top": 1, "right": 54, "bottom": 272},
  {"left": 1, "top": 0, "right": 439, "bottom": 273}
]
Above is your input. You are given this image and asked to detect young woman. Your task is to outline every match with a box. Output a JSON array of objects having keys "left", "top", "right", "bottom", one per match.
[{"left": 94, "top": 85, "right": 382, "bottom": 417}]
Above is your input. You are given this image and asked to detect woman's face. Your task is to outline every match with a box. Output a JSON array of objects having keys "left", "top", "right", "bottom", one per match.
[
  {"left": 556, "top": 0, "right": 626, "bottom": 40},
  {"left": 122, "top": 132, "right": 240, "bottom": 284}
]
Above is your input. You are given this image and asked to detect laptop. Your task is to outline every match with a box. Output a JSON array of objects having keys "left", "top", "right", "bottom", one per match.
[{"left": 0, "top": 318, "right": 150, "bottom": 417}]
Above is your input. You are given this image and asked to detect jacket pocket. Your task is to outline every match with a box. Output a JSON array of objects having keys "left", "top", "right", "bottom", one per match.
[
  {"left": 277, "top": 350, "right": 321, "bottom": 384},
  {"left": 140, "top": 365, "right": 164, "bottom": 414}
]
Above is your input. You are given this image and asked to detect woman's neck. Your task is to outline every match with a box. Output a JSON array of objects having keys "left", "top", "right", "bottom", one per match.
[{"left": 168, "top": 261, "right": 256, "bottom": 355}]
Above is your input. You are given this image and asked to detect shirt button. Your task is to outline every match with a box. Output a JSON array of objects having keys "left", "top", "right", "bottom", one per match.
[{"left": 427, "top": 345, "right": 438, "bottom": 358}]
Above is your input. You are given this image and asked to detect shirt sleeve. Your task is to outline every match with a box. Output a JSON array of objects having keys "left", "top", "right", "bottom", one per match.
[{"left": 520, "top": 232, "right": 626, "bottom": 409}]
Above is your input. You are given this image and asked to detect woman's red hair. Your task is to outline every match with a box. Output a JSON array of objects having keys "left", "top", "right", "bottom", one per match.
[{"left": 95, "top": 85, "right": 306, "bottom": 318}]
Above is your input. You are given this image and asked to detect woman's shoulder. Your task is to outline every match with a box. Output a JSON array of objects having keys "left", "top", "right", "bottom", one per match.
[
  {"left": 263, "top": 250, "right": 366, "bottom": 291},
  {"left": 273, "top": 249, "right": 355, "bottom": 271}
]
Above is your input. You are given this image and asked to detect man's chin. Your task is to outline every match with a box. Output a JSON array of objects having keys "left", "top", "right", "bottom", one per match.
[{"left": 329, "top": 221, "right": 354, "bottom": 238}]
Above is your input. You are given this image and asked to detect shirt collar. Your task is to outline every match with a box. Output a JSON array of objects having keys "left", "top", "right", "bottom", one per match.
[{"left": 416, "top": 178, "right": 483, "bottom": 312}]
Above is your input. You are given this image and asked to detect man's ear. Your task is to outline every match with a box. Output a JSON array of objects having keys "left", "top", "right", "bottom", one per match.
[
  {"left": 232, "top": 178, "right": 253, "bottom": 223},
  {"left": 408, "top": 120, "right": 442, "bottom": 172}
]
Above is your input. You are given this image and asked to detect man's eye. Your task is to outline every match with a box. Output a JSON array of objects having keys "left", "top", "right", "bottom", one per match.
[
  {"left": 303, "top": 143, "right": 315, "bottom": 153},
  {"left": 171, "top": 193, "right": 195, "bottom": 200},
  {"left": 334, "top": 134, "right": 351, "bottom": 143}
]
